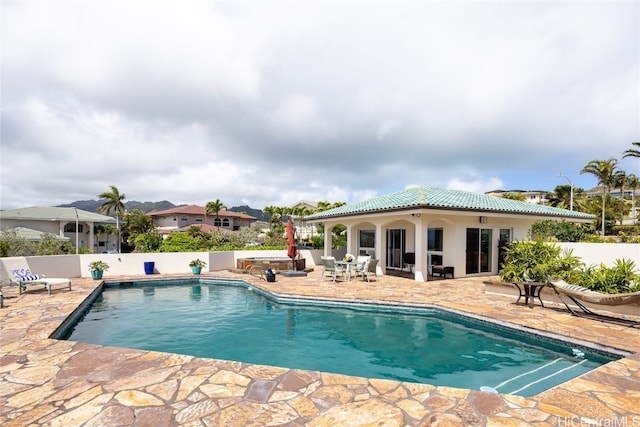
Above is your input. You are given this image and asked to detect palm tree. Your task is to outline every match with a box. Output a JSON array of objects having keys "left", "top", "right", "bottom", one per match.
[
  {"left": 612, "top": 170, "right": 628, "bottom": 224},
  {"left": 622, "top": 142, "right": 640, "bottom": 159},
  {"left": 627, "top": 173, "right": 639, "bottom": 219},
  {"left": 98, "top": 185, "right": 126, "bottom": 252},
  {"left": 123, "top": 209, "right": 154, "bottom": 245},
  {"left": 580, "top": 158, "right": 618, "bottom": 235},
  {"left": 205, "top": 199, "right": 226, "bottom": 228}
]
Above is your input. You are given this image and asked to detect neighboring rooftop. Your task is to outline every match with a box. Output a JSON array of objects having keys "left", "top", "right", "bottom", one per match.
[
  {"left": 148, "top": 205, "right": 257, "bottom": 220},
  {"left": 0, "top": 206, "right": 116, "bottom": 223}
]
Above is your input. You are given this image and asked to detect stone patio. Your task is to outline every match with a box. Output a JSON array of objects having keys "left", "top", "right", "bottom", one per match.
[{"left": 1, "top": 270, "right": 639, "bottom": 426}]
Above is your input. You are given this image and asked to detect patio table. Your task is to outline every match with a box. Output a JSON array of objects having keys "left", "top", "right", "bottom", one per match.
[
  {"left": 335, "top": 260, "right": 360, "bottom": 281},
  {"left": 512, "top": 281, "right": 546, "bottom": 308}
]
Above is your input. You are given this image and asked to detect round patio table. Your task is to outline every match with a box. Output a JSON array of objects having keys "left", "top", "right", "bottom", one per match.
[{"left": 512, "top": 281, "right": 546, "bottom": 308}]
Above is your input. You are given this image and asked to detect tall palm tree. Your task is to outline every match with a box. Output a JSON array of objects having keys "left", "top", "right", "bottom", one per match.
[
  {"left": 205, "top": 199, "right": 226, "bottom": 228},
  {"left": 622, "top": 142, "right": 640, "bottom": 159},
  {"left": 98, "top": 185, "right": 126, "bottom": 252},
  {"left": 627, "top": 173, "right": 639, "bottom": 219},
  {"left": 580, "top": 158, "right": 618, "bottom": 235},
  {"left": 123, "top": 209, "right": 154, "bottom": 245}
]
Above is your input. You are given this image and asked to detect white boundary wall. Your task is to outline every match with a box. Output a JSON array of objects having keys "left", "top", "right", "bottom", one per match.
[
  {"left": 0, "top": 250, "right": 323, "bottom": 280},
  {"left": 0, "top": 245, "right": 637, "bottom": 280},
  {"left": 557, "top": 243, "right": 640, "bottom": 269}
]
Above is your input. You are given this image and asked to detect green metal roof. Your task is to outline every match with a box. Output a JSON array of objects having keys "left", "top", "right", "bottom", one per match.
[
  {"left": 0, "top": 206, "right": 117, "bottom": 223},
  {"left": 4, "top": 227, "right": 70, "bottom": 241},
  {"left": 305, "top": 186, "right": 596, "bottom": 221}
]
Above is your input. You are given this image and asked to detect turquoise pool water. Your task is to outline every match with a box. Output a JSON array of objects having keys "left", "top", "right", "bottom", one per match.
[{"left": 58, "top": 279, "right": 617, "bottom": 396}]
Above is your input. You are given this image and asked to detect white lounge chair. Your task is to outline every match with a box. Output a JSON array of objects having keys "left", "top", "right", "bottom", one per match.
[
  {"left": 545, "top": 274, "right": 639, "bottom": 327},
  {"left": 7, "top": 268, "right": 71, "bottom": 296}
]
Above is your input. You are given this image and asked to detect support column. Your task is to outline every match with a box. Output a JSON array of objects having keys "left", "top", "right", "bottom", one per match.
[
  {"left": 88, "top": 223, "right": 95, "bottom": 252},
  {"left": 324, "top": 224, "right": 333, "bottom": 257},
  {"left": 374, "top": 222, "right": 384, "bottom": 276},
  {"left": 414, "top": 218, "right": 427, "bottom": 282}
]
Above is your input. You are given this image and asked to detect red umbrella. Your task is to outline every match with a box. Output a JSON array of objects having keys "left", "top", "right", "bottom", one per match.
[{"left": 286, "top": 218, "right": 298, "bottom": 267}]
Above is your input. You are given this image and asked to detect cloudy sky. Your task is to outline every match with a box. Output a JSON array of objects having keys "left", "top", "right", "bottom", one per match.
[{"left": 1, "top": 0, "right": 638, "bottom": 211}]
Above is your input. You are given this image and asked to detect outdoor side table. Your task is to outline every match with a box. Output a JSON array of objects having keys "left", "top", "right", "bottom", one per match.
[{"left": 512, "top": 281, "right": 546, "bottom": 308}]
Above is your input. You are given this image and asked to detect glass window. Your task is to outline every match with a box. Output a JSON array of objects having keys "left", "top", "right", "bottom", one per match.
[
  {"left": 428, "top": 228, "right": 443, "bottom": 251},
  {"left": 359, "top": 230, "right": 375, "bottom": 256},
  {"left": 214, "top": 218, "right": 222, "bottom": 226},
  {"left": 64, "top": 224, "right": 84, "bottom": 233},
  {"left": 360, "top": 230, "right": 375, "bottom": 247},
  {"left": 223, "top": 218, "right": 230, "bottom": 227}
]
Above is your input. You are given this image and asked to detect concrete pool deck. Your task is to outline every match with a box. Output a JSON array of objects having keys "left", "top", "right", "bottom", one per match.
[{"left": 1, "top": 270, "right": 638, "bottom": 426}]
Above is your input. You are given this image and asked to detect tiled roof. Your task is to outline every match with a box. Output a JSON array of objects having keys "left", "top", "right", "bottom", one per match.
[
  {"left": 0, "top": 206, "right": 116, "bottom": 223},
  {"left": 305, "top": 187, "right": 596, "bottom": 220}
]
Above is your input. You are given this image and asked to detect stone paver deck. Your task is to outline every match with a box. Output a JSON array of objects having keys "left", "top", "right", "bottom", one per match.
[{"left": 1, "top": 270, "right": 639, "bottom": 426}]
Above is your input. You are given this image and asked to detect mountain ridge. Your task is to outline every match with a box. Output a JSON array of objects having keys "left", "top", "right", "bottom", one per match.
[{"left": 56, "top": 201, "right": 268, "bottom": 221}]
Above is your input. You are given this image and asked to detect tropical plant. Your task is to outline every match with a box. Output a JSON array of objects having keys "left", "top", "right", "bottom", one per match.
[
  {"left": 189, "top": 258, "right": 207, "bottom": 268},
  {"left": 159, "top": 232, "right": 207, "bottom": 252},
  {"left": 37, "top": 233, "right": 74, "bottom": 255},
  {"left": 499, "top": 240, "right": 580, "bottom": 283},
  {"left": 123, "top": 209, "right": 155, "bottom": 245},
  {"left": 205, "top": 199, "right": 226, "bottom": 226},
  {"left": 529, "top": 220, "right": 593, "bottom": 242},
  {"left": 98, "top": 185, "right": 126, "bottom": 252},
  {"left": 580, "top": 158, "right": 618, "bottom": 235},
  {"left": 502, "top": 192, "right": 526, "bottom": 201},
  {"left": 627, "top": 173, "right": 639, "bottom": 220},
  {"left": 571, "top": 259, "right": 639, "bottom": 293},
  {"left": 622, "top": 141, "right": 640, "bottom": 159},
  {"left": 88, "top": 260, "right": 110, "bottom": 271},
  {"left": 133, "top": 231, "right": 163, "bottom": 252}
]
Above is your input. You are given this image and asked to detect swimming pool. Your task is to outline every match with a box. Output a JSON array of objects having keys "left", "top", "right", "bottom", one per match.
[{"left": 56, "top": 278, "right": 619, "bottom": 397}]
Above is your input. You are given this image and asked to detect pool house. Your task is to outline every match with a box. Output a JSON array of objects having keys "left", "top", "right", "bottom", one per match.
[{"left": 304, "top": 186, "right": 596, "bottom": 282}]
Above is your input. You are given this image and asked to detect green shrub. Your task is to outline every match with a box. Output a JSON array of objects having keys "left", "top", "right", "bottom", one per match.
[
  {"left": 501, "top": 240, "right": 639, "bottom": 293},
  {"left": 499, "top": 240, "right": 568, "bottom": 282}
]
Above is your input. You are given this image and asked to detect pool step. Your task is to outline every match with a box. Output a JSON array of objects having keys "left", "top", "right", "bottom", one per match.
[{"left": 493, "top": 358, "right": 590, "bottom": 395}]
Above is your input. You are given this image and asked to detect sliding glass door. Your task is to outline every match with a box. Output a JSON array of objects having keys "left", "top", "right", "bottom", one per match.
[
  {"left": 466, "top": 228, "right": 492, "bottom": 274},
  {"left": 386, "top": 229, "right": 405, "bottom": 269}
]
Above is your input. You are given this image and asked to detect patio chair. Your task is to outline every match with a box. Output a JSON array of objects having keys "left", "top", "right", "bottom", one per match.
[
  {"left": 320, "top": 256, "right": 345, "bottom": 282},
  {"left": 361, "top": 259, "right": 379, "bottom": 283},
  {"left": 545, "top": 274, "right": 640, "bottom": 327},
  {"left": 7, "top": 267, "right": 71, "bottom": 296},
  {"left": 352, "top": 255, "right": 371, "bottom": 280}
]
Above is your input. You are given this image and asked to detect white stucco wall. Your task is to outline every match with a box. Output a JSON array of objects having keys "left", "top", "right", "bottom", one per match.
[
  {"left": 0, "top": 249, "right": 323, "bottom": 280},
  {"left": 557, "top": 243, "right": 640, "bottom": 269}
]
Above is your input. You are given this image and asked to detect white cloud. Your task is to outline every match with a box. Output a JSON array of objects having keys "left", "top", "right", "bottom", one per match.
[{"left": 1, "top": 0, "right": 637, "bottom": 210}]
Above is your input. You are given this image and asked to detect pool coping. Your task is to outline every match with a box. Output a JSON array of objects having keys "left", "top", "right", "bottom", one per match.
[{"left": 1, "top": 271, "right": 639, "bottom": 426}]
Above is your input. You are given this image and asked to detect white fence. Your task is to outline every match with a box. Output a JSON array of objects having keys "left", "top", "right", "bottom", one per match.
[
  {"left": 557, "top": 243, "right": 639, "bottom": 268},
  {"left": 0, "top": 244, "right": 637, "bottom": 280},
  {"left": 0, "top": 250, "right": 323, "bottom": 280}
]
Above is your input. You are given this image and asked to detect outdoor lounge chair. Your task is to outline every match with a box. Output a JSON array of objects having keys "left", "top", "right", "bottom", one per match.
[
  {"left": 320, "top": 256, "right": 345, "bottom": 282},
  {"left": 7, "top": 268, "right": 71, "bottom": 296},
  {"left": 545, "top": 274, "right": 640, "bottom": 327}
]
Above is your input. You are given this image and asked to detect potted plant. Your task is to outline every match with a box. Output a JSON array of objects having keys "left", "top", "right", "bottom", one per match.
[
  {"left": 89, "top": 260, "right": 109, "bottom": 280},
  {"left": 189, "top": 258, "right": 206, "bottom": 275}
]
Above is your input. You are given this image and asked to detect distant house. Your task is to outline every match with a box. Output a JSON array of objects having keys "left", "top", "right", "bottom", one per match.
[
  {"left": 289, "top": 200, "right": 318, "bottom": 241},
  {"left": 485, "top": 189, "right": 550, "bottom": 205},
  {"left": 0, "top": 206, "right": 117, "bottom": 251},
  {"left": 305, "top": 186, "right": 595, "bottom": 282},
  {"left": 148, "top": 205, "right": 257, "bottom": 236}
]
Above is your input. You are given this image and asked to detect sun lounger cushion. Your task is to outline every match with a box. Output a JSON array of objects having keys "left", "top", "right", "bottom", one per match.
[{"left": 12, "top": 268, "right": 42, "bottom": 281}]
